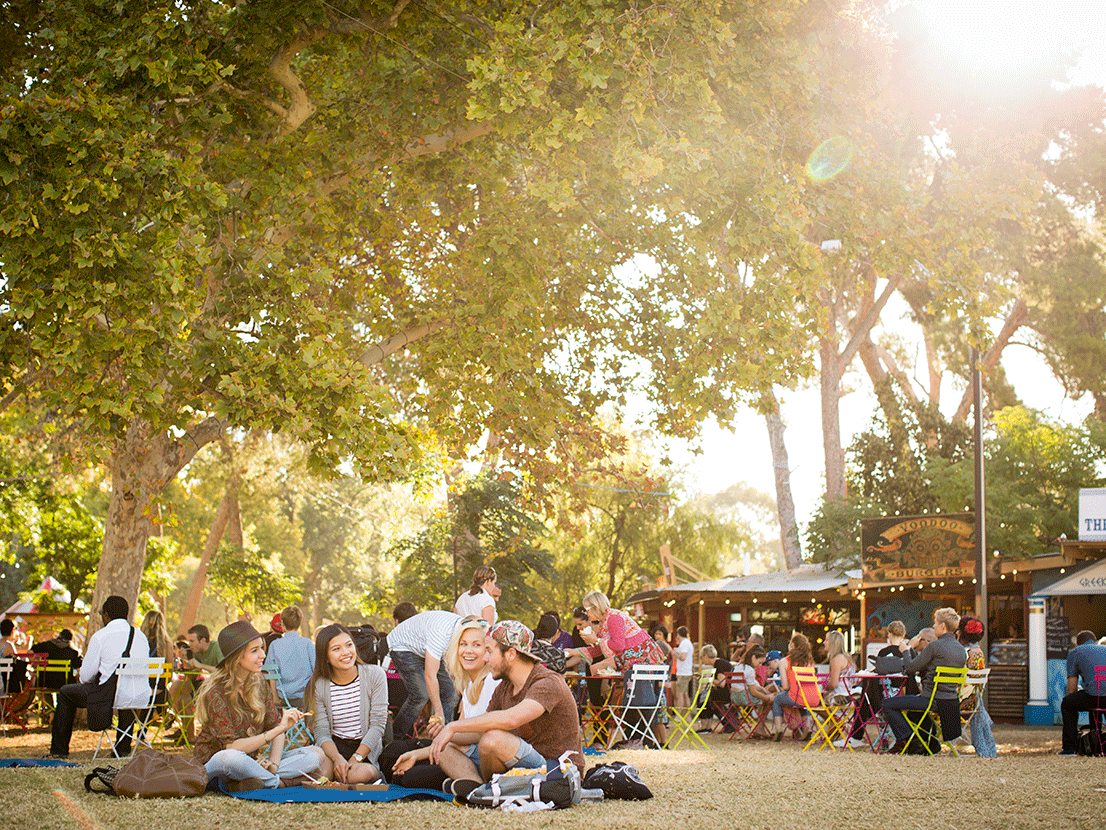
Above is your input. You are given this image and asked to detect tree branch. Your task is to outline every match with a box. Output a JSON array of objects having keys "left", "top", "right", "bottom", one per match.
[
  {"left": 952, "top": 297, "right": 1028, "bottom": 423},
  {"left": 841, "top": 272, "right": 902, "bottom": 365},
  {"left": 269, "top": 32, "right": 325, "bottom": 134},
  {"left": 360, "top": 320, "right": 446, "bottom": 367}
]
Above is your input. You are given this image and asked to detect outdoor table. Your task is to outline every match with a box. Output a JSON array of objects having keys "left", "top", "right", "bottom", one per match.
[
  {"left": 566, "top": 671, "right": 622, "bottom": 748},
  {"left": 844, "top": 671, "right": 906, "bottom": 752}
]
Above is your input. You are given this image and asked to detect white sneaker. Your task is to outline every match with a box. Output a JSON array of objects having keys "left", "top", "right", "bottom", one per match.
[
  {"left": 832, "top": 738, "right": 847, "bottom": 748},
  {"left": 847, "top": 738, "right": 867, "bottom": 749}
]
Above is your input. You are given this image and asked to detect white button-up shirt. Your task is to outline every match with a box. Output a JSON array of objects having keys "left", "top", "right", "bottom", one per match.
[{"left": 79, "top": 618, "right": 151, "bottom": 709}]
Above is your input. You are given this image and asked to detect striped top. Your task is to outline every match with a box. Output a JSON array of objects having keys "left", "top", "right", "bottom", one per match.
[
  {"left": 328, "top": 675, "right": 363, "bottom": 739},
  {"left": 386, "top": 610, "right": 462, "bottom": 660}
]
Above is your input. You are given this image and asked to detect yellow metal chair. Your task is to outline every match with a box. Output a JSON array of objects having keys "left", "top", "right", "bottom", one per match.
[
  {"left": 902, "top": 666, "right": 968, "bottom": 756},
  {"left": 791, "top": 666, "right": 852, "bottom": 751},
  {"left": 665, "top": 666, "right": 716, "bottom": 750}
]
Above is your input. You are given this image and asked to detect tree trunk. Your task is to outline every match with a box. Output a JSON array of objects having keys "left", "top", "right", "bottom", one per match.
[
  {"left": 764, "top": 389, "right": 802, "bottom": 570},
  {"left": 179, "top": 495, "right": 233, "bottom": 632},
  {"left": 86, "top": 416, "right": 225, "bottom": 640},
  {"left": 820, "top": 334, "right": 848, "bottom": 501},
  {"left": 605, "top": 508, "right": 626, "bottom": 599}
]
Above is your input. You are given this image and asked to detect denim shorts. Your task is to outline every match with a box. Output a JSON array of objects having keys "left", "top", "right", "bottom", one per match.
[{"left": 505, "top": 737, "right": 546, "bottom": 771}]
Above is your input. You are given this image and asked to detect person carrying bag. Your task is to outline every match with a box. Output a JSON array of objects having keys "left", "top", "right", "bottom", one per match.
[{"left": 49, "top": 596, "right": 150, "bottom": 759}]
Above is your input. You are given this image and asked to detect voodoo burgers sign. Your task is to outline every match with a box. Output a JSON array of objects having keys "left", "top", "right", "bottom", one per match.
[{"left": 861, "top": 513, "right": 975, "bottom": 585}]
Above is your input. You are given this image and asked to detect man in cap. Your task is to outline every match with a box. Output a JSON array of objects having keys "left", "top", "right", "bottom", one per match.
[{"left": 417, "top": 620, "right": 583, "bottom": 799}]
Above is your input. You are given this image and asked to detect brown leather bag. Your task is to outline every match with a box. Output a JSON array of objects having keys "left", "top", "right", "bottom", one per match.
[{"left": 111, "top": 748, "right": 208, "bottom": 798}]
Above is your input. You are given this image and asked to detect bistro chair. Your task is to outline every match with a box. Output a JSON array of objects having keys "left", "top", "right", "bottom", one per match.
[
  {"left": 261, "top": 664, "right": 313, "bottom": 748},
  {"left": 666, "top": 665, "right": 716, "bottom": 750},
  {"left": 92, "top": 656, "right": 165, "bottom": 760},
  {"left": 959, "top": 668, "right": 990, "bottom": 732},
  {"left": 608, "top": 663, "right": 669, "bottom": 749},
  {"left": 791, "top": 666, "right": 851, "bottom": 751},
  {"left": 901, "top": 666, "right": 968, "bottom": 757}
]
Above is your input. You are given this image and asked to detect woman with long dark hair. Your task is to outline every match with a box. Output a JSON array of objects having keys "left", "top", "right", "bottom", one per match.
[
  {"left": 308, "top": 623, "right": 388, "bottom": 784},
  {"left": 768, "top": 633, "right": 815, "bottom": 740}
]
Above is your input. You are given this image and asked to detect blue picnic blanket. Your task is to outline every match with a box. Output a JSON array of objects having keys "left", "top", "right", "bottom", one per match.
[
  {"left": 220, "top": 782, "right": 451, "bottom": 803},
  {"left": 0, "top": 759, "right": 80, "bottom": 768}
]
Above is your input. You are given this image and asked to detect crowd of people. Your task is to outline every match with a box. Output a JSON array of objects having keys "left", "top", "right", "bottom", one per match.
[{"left": 2, "top": 574, "right": 1102, "bottom": 800}]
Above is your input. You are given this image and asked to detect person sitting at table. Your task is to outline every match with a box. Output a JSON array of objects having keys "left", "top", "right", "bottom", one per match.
[
  {"left": 881, "top": 607, "right": 966, "bottom": 755},
  {"left": 580, "top": 590, "right": 668, "bottom": 748},
  {"left": 823, "top": 630, "right": 857, "bottom": 705},
  {"left": 768, "top": 634, "right": 816, "bottom": 741},
  {"left": 734, "top": 645, "right": 776, "bottom": 738},
  {"left": 696, "top": 644, "right": 735, "bottom": 733},
  {"left": 758, "top": 649, "right": 782, "bottom": 689},
  {"left": 1057, "top": 628, "right": 1106, "bottom": 756},
  {"left": 544, "top": 611, "right": 574, "bottom": 650}
]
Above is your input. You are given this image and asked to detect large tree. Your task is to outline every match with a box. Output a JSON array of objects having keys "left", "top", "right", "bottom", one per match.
[{"left": 2, "top": 1, "right": 871, "bottom": 627}]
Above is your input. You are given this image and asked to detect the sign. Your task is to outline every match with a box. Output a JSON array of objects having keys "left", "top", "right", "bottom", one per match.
[
  {"left": 1046, "top": 614, "right": 1071, "bottom": 660},
  {"left": 1078, "top": 487, "right": 1106, "bottom": 542},
  {"left": 861, "top": 512, "right": 975, "bottom": 585}
]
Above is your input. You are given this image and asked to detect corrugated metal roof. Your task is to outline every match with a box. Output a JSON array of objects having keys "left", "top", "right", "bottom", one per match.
[{"left": 661, "top": 564, "right": 860, "bottom": 594}]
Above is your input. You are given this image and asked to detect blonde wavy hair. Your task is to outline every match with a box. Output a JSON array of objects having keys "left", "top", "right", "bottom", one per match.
[
  {"left": 823, "top": 630, "right": 850, "bottom": 666},
  {"left": 195, "top": 655, "right": 268, "bottom": 733},
  {"left": 445, "top": 615, "right": 492, "bottom": 707}
]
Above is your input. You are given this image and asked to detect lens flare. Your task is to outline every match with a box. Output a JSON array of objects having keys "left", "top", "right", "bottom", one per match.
[{"left": 806, "top": 137, "right": 854, "bottom": 181}]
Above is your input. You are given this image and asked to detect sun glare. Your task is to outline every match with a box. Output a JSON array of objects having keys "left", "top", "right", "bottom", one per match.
[{"left": 917, "top": 0, "right": 1106, "bottom": 83}]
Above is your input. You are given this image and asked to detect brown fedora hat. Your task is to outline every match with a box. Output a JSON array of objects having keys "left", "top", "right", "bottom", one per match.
[{"left": 216, "top": 620, "right": 263, "bottom": 668}]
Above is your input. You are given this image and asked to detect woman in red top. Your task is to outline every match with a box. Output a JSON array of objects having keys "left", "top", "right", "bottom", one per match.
[
  {"left": 194, "top": 621, "right": 324, "bottom": 790},
  {"left": 580, "top": 590, "right": 667, "bottom": 748},
  {"left": 768, "top": 633, "right": 816, "bottom": 740}
]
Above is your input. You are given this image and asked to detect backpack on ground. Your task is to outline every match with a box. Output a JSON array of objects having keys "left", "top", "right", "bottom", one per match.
[
  {"left": 466, "top": 752, "right": 595, "bottom": 810},
  {"left": 1077, "top": 724, "right": 1105, "bottom": 757},
  {"left": 84, "top": 748, "right": 208, "bottom": 798}
]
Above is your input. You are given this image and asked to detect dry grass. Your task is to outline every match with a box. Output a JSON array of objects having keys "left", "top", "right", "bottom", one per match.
[{"left": 2, "top": 724, "right": 1104, "bottom": 830}]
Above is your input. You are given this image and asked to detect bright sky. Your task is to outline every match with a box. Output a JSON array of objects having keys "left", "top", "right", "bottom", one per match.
[{"left": 669, "top": 0, "right": 1106, "bottom": 544}]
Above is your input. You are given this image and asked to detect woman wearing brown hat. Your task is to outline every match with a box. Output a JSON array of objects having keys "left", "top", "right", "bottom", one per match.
[{"left": 194, "top": 620, "right": 325, "bottom": 790}]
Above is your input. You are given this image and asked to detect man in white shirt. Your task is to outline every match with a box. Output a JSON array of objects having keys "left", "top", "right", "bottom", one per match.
[
  {"left": 49, "top": 595, "right": 150, "bottom": 758},
  {"left": 387, "top": 609, "right": 463, "bottom": 739},
  {"left": 672, "top": 626, "right": 694, "bottom": 709},
  {"left": 262, "top": 605, "right": 315, "bottom": 708}
]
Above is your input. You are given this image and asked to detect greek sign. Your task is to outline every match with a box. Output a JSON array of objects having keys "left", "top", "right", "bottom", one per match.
[{"left": 861, "top": 512, "right": 975, "bottom": 585}]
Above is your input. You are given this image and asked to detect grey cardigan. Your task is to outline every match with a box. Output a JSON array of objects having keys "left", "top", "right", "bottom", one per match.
[{"left": 313, "top": 663, "right": 389, "bottom": 764}]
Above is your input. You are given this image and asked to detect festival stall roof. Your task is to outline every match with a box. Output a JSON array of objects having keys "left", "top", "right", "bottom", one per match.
[
  {"left": 1029, "top": 556, "right": 1106, "bottom": 597},
  {"left": 659, "top": 564, "right": 862, "bottom": 597},
  {"left": 2, "top": 575, "right": 73, "bottom": 615}
]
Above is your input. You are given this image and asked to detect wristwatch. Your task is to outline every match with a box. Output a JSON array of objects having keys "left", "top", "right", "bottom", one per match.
[{"left": 351, "top": 753, "right": 364, "bottom": 763}]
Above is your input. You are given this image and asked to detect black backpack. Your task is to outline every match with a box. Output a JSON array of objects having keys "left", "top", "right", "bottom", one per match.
[{"left": 347, "top": 624, "right": 387, "bottom": 665}]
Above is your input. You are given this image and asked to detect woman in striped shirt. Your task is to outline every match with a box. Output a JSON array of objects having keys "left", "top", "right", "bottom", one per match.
[{"left": 309, "top": 624, "right": 388, "bottom": 784}]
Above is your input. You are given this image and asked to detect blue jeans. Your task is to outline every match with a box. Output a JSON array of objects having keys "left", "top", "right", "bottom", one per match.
[
  {"left": 390, "top": 650, "right": 457, "bottom": 740},
  {"left": 205, "top": 746, "right": 322, "bottom": 789},
  {"left": 771, "top": 689, "right": 807, "bottom": 718}
]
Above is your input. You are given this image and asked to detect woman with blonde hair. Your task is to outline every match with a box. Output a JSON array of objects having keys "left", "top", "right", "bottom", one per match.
[
  {"left": 390, "top": 616, "right": 501, "bottom": 786},
  {"left": 577, "top": 590, "right": 666, "bottom": 748},
  {"left": 823, "top": 630, "right": 856, "bottom": 704},
  {"left": 194, "top": 621, "right": 323, "bottom": 791},
  {"left": 308, "top": 623, "right": 388, "bottom": 784},
  {"left": 453, "top": 565, "right": 500, "bottom": 625}
]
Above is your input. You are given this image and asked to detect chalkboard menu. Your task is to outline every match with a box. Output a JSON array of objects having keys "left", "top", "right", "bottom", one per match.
[{"left": 1046, "top": 615, "right": 1071, "bottom": 660}]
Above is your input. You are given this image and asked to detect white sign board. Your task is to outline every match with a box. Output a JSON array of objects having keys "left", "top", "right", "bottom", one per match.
[{"left": 1079, "top": 487, "right": 1106, "bottom": 542}]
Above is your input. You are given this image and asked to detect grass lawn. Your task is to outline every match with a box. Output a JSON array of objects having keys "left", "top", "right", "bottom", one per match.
[{"left": 2, "top": 723, "right": 1103, "bottom": 830}]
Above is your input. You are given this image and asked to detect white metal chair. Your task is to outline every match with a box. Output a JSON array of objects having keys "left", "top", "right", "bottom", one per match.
[
  {"left": 608, "top": 664, "right": 669, "bottom": 749},
  {"left": 93, "top": 656, "right": 165, "bottom": 760},
  {"left": 960, "top": 668, "right": 991, "bottom": 732}
]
